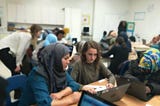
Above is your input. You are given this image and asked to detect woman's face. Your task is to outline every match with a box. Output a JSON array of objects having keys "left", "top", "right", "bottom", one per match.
[
  {"left": 85, "top": 48, "right": 97, "bottom": 64},
  {"left": 62, "top": 53, "right": 70, "bottom": 70},
  {"left": 36, "top": 30, "right": 42, "bottom": 38}
]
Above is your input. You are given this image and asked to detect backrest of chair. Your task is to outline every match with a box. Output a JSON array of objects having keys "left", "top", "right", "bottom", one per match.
[
  {"left": 118, "top": 60, "right": 130, "bottom": 76},
  {"left": 6, "top": 74, "right": 27, "bottom": 106}
]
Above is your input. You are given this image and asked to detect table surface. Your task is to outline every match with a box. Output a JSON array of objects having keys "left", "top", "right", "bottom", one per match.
[
  {"left": 132, "top": 42, "right": 150, "bottom": 52},
  {"left": 74, "top": 79, "right": 160, "bottom": 106}
]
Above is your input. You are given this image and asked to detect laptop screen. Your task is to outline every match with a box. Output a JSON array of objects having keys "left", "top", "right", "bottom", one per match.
[{"left": 78, "top": 91, "right": 116, "bottom": 106}]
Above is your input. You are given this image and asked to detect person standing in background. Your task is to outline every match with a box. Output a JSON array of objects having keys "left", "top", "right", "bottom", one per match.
[
  {"left": 0, "top": 24, "right": 42, "bottom": 75},
  {"left": 118, "top": 20, "right": 127, "bottom": 35}
]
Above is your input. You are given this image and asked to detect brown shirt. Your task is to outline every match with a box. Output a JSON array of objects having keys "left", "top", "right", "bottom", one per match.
[{"left": 71, "top": 60, "right": 116, "bottom": 85}]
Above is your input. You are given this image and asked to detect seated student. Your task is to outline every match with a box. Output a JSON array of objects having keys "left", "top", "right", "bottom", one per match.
[
  {"left": 71, "top": 40, "right": 116, "bottom": 88},
  {"left": 99, "top": 30, "right": 117, "bottom": 53},
  {"left": 102, "top": 37, "right": 129, "bottom": 75},
  {"left": 18, "top": 43, "right": 95, "bottom": 106},
  {"left": 129, "top": 35, "right": 136, "bottom": 42},
  {"left": 56, "top": 30, "right": 66, "bottom": 43},
  {"left": 118, "top": 31, "right": 132, "bottom": 52},
  {"left": 147, "top": 34, "right": 160, "bottom": 50},
  {"left": 124, "top": 48, "right": 160, "bottom": 95},
  {"left": 32, "top": 31, "right": 58, "bottom": 67},
  {"left": 43, "top": 28, "right": 58, "bottom": 47}
]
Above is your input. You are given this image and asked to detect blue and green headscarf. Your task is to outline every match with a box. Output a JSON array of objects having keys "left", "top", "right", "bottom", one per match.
[{"left": 139, "top": 48, "right": 160, "bottom": 73}]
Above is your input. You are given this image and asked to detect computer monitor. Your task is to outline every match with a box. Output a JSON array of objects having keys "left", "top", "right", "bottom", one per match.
[
  {"left": 83, "top": 27, "right": 89, "bottom": 33},
  {"left": 78, "top": 91, "right": 116, "bottom": 106}
]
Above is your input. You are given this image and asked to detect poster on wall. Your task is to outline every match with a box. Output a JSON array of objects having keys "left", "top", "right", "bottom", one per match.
[
  {"left": 82, "top": 15, "right": 90, "bottom": 25},
  {"left": 134, "top": 12, "right": 145, "bottom": 21},
  {"left": 127, "top": 22, "right": 135, "bottom": 36}
]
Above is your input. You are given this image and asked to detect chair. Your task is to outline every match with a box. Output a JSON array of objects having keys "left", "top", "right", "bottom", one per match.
[
  {"left": 5, "top": 74, "right": 27, "bottom": 106},
  {"left": 118, "top": 60, "right": 130, "bottom": 76}
]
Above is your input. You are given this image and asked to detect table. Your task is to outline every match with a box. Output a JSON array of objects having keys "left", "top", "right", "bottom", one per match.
[
  {"left": 132, "top": 42, "right": 150, "bottom": 52},
  {"left": 76, "top": 79, "right": 160, "bottom": 106}
]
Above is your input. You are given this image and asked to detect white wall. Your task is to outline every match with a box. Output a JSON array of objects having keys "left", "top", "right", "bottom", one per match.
[
  {"left": 93, "top": 0, "right": 130, "bottom": 41},
  {"left": 0, "top": 0, "right": 7, "bottom": 32},
  {"left": 5, "top": 0, "right": 94, "bottom": 39},
  {"left": 3, "top": 0, "right": 160, "bottom": 42},
  {"left": 129, "top": 0, "right": 160, "bottom": 42},
  {"left": 6, "top": 0, "right": 94, "bottom": 27}
]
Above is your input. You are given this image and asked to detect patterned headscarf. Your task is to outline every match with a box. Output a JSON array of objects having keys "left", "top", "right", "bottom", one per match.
[
  {"left": 37, "top": 43, "right": 70, "bottom": 93},
  {"left": 139, "top": 48, "right": 160, "bottom": 73}
]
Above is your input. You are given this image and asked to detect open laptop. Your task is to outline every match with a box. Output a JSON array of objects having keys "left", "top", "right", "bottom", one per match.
[
  {"left": 96, "top": 83, "right": 130, "bottom": 102},
  {"left": 115, "top": 75, "right": 154, "bottom": 101},
  {"left": 78, "top": 91, "right": 116, "bottom": 106},
  {"left": 126, "top": 80, "right": 154, "bottom": 101}
]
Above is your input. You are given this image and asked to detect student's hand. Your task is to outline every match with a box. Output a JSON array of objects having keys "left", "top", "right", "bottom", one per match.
[
  {"left": 145, "top": 86, "right": 151, "bottom": 94},
  {"left": 14, "top": 65, "right": 21, "bottom": 73},
  {"left": 50, "top": 93, "right": 63, "bottom": 100},
  {"left": 82, "top": 85, "right": 97, "bottom": 94},
  {"left": 106, "top": 83, "right": 114, "bottom": 89}
]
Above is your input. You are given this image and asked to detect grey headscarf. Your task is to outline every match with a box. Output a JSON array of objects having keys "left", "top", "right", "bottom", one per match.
[{"left": 36, "top": 43, "right": 70, "bottom": 93}]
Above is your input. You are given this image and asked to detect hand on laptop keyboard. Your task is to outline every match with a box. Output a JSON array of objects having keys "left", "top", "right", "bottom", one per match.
[{"left": 106, "top": 83, "right": 114, "bottom": 89}]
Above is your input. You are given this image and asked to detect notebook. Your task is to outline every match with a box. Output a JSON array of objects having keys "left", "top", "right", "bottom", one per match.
[
  {"left": 78, "top": 91, "right": 116, "bottom": 106},
  {"left": 96, "top": 83, "right": 130, "bottom": 102},
  {"left": 115, "top": 75, "right": 154, "bottom": 101}
]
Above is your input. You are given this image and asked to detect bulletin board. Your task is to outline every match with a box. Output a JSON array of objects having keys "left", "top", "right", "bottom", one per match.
[
  {"left": 127, "top": 22, "right": 135, "bottom": 36},
  {"left": 134, "top": 12, "right": 145, "bottom": 21}
]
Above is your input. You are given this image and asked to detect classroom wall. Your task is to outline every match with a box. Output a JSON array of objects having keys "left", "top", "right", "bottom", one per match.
[
  {"left": 0, "top": 0, "right": 7, "bottom": 28},
  {"left": 129, "top": 0, "right": 160, "bottom": 42},
  {"left": 2, "top": 0, "right": 160, "bottom": 42},
  {"left": 6, "top": 0, "right": 94, "bottom": 29},
  {"left": 93, "top": 0, "right": 130, "bottom": 41}
]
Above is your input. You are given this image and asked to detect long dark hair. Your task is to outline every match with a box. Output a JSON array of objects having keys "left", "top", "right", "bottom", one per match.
[{"left": 118, "top": 20, "right": 127, "bottom": 34}]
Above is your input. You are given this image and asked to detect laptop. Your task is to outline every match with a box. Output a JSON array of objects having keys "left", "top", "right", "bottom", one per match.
[
  {"left": 115, "top": 75, "right": 154, "bottom": 101},
  {"left": 96, "top": 83, "right": 130, "bottom": 102},
  {"left": 126, "top": 80, "right": 154, "bottom": 101},
  {"left": 78, "top": 91, "right": 116, "bottom": 106}
]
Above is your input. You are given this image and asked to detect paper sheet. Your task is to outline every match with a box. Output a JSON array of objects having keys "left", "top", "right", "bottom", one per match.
[{"left": 86, "top": 85, "right": 107, "bottom": 92}]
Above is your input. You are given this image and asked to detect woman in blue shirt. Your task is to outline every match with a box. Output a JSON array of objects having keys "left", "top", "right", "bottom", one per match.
[{"left": 18, "top": 43, "right": 95, "bottom": 106}]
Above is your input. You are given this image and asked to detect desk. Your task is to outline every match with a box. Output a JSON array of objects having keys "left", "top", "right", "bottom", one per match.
[
  {"left": 75, "top": 79, "right": 160, "bottom": 106},
  {"left": 132, "top": 42, "right": 150, "bottom": 52},
  {"left": 131, "top": 42, "right": 150, "bottom": 58}
]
